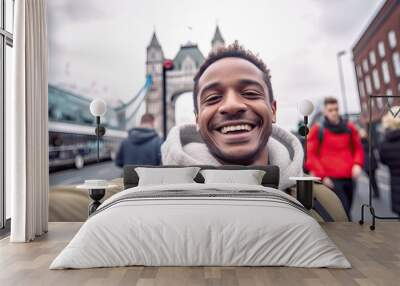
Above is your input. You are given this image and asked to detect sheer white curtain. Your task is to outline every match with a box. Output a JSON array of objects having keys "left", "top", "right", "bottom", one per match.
[{"left": 8, "top": 0, "right": 49, "bottom": 242}]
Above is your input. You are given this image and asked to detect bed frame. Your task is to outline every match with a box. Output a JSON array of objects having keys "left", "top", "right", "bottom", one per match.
[{"left": 123, "top": 165, "right": 280, "bottom": 189}]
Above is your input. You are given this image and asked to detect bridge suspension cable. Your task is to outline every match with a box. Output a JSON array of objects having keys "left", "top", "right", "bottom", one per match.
[{"left": 116, "top": 74, "right": 153, "bottom": 129}]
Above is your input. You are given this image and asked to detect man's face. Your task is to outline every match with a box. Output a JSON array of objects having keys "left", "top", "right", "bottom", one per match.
[
  {"left": 323, "top": 103, "right": 340, "bottom": 123},
  {"left": 195, "top": 57, "right": 276, "bottom": 165}
]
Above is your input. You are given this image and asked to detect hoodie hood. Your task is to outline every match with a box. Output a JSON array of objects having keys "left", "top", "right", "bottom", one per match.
[
  {"left": 161, "top": 124, "right": 304, "bottom": 190},
  {"left": 128, "top": 127, "right": 159, "bottom": 145}
]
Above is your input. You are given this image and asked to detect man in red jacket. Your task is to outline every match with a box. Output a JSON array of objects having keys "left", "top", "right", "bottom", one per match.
[{"left": 305, "top": 97, "right": 364, "bottom": 219}]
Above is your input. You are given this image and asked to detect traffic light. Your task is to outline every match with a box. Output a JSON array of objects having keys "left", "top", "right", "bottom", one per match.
[
  {"left": 162, "top": 59, "right": 174, "bottom": 139},
  {"left": 163, "top": 59, "right": 174, "bottom": 71}
]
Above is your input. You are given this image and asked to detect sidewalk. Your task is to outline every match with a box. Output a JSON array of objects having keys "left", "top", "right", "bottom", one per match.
[{"left": 351, "top": 165, "right": 398, "bottom": 223}]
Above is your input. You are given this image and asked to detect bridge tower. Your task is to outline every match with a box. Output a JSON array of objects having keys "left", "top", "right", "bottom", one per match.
[
  {"left": 211, "top": 25, "right": 225, "bottom": 53},
  {"left": 145, "top": 26, "right": 225, "bottom": 136},
  {"left": 145, "top": 32, "right": 164, "bottom": 134}
]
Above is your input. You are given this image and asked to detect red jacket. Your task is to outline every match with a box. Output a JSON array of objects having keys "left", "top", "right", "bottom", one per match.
[{"left": 305, "top": 122, "right": 364, "bottom": 179}]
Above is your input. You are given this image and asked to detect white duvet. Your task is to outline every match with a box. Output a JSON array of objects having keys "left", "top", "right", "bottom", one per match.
[{"left": 50, "top": 183, "right": 350, "bottom": 269}]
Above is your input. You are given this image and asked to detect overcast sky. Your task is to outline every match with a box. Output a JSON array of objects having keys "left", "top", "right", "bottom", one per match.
[{"left": 47, "top": 0, "right": 385, "bottom": 130}]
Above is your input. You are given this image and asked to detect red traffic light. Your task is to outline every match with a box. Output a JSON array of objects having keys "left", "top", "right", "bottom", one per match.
[{"left": 163, "top": 59, "right": 174, "bottom": 70}]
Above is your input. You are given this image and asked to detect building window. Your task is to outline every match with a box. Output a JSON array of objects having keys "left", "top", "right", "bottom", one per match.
[
  {"left": 369, "top": 50, "right": 376, "bottom": 66},
  {"left": 372, "top": 69, "right": 380, "bottom": 90},
  {"left": 377, "top": 97, "right": 383, "bottom": 108},
  {"left": 365, "top": 75, "right": 372, "bottom": 95},
  {"left": 356, "top": 65, "right": 362, "bottom": 78},
  {"left": 378, "top": 41, "right": 385, "bottom": 58},
  {"left": 363, "top": 59, "right": 369, "bottom": 72},
  {"left": 362, "top": 102, "right": 367, "bottom": 112},
  {"left": 387, "top": 88, "right": 393, "bottom": 105},
  {"left": 388, "top": 30, "right": 397, "bottom": 48},
  {"left": 381, "top": 61, "right": 391, "bottom": 84},
  {"left": 392, "top": 52, "right": 400, "bottom": 77},
  {"left": 398, "top": 84, "right": 400, "bottom": 104},
  {"left": 1, "top": 0, "right": 15, "bottom": 230},
  {"left": 184, "top": 62, "right": 193, "bottom": 71},
  {"left": 182, "top": 57, "right": 195, "bottom": 72},
  {"left": 358, "top": 81, "right": 365, "bottom": 98}
]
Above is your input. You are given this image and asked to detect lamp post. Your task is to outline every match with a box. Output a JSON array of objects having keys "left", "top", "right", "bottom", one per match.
[
  {"left": 162, "top": 59, "right": 174, "bottom": 140},
  {"left": 86, "top": 99, "right": 107, "bottom": 215},
  {"left": 290, "top": 100, "right": 317, "bottom": 210},
  {"left": 337, "top": 50, "right": 349, "bottom": 120},
  {"left": 298, "top": 99, "right": 314, "bottom": 166},
  {"left": 89, "top": 99, "right": 107, "bottom": 162}
]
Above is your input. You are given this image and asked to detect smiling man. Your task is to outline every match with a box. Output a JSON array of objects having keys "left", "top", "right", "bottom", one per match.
[
  {"left": 195, "top": 55, "right": 275, "bottom": 166},
  {"left": 161, "top": 42, "right": 304, "bottom": 190}
]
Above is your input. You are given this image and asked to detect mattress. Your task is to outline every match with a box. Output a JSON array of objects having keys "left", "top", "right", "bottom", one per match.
[{"left": 50, "top": 183, "right": 350, "bottom": 269}]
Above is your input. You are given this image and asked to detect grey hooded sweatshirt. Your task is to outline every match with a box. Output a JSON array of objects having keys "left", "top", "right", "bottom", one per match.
[{"left": 161, "top": 124, "right": 304, "bottom": 190}]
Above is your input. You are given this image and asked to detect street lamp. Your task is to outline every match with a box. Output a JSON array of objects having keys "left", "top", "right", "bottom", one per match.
[
  {"left": 90, "top": 98, "right": 107, "bottom": 162},
  {"left": 293, "top": 99, "right": 317, "bottom": 210},
  {"left": 298, "top": 99, "right": 314, "bottom": 166},
  {"left": 162, "top": 59, "right": 174, "bottom": 140},
  {"left": 337, "top": 50, "right": 349, "bottom": 120}
]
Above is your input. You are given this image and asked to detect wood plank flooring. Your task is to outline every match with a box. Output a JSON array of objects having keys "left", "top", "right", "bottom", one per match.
[{"left": 0, "top": 222, "right": 399, "bottom": 286}]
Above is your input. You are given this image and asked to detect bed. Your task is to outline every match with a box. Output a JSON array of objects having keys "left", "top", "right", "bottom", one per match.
[{"left": 50, "top": 165, "right": 350, "bottom": 269}]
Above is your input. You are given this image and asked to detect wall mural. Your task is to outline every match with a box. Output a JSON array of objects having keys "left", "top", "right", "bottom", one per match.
[{"left": 46, "top": 1, "right": 400, "bottom": 229}]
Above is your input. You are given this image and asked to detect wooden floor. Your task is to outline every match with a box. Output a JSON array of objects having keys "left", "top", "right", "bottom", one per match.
[{"left": 0, "top": 222, "right": 399, "bottom": 286}]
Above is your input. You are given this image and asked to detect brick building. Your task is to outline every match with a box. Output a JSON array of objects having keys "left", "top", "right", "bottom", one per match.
[{"left": 352, "top": 0, "right": 400, "bottom": 123}]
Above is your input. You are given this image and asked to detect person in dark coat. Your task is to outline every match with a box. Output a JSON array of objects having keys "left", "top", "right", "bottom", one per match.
[
  {"left": 115, "top": 113, "right": 162, "bottom": 167},
  {"left": 359, "top": 128, "right": 380, "bottom": 198},
  {"left": 379, "top": 107, "right": 400, "bottom": 215}
]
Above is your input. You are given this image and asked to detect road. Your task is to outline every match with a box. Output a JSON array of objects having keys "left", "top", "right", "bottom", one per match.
[
  {"left": 49, "top": 161, "right": 123, "bottom": 186},
  {"left": 50, "top": 161, "right": 399, "bottom": 225}
]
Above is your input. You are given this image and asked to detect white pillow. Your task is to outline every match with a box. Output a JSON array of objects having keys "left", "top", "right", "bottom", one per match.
[
  {"left": 200, "top": 169, "right": 266, "bottom": 185},
  {"left": 135, "top": 167, "right": 200, "bottom": 186}
]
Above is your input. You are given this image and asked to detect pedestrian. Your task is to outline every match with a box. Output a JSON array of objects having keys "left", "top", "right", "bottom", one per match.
[
  {"left": 305, "top": 97, "right": 364, "bottom": 220},
  {"left": 378, "top": 107, "right": 400, "bottom": 216},
  {"left": 115, "top": 113, "right": 162, "bottom": 167},
  {"left": 359, "top": 128, "right": 380, "bottom": 198}
]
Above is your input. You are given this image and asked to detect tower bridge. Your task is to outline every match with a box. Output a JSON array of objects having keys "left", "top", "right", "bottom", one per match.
[{"left": 145, "top": 25, "right": 225, "bottom": 136}]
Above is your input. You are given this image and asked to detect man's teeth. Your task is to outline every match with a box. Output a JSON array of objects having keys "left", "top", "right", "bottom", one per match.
[{"left": 220, "top": 124, "right": 253, "bottom": 134}]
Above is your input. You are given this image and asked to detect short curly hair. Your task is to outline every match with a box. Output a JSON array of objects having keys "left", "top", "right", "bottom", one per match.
[{"left": 193, "top": 41, "right": 274, "bottom": 113}]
